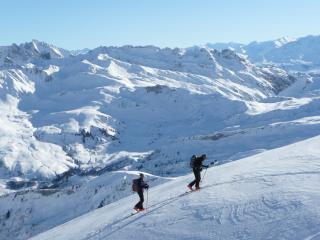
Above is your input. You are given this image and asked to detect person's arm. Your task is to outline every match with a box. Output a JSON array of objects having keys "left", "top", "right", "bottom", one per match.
[
  {"left": 201, "top": 159, "right": 209, "bottom": 168},
  {"left": 143, "top": 181, "right": 149, "bottom": 189},
  {"left": 140, "top": 179, "right": 149, "bottom": 189}
]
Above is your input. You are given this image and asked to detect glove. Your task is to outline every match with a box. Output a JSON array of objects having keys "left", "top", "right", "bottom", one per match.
[
  {"left": 145, "top": 184, "right": 149, "bottom": 190},
  {"left": 204, "top": 165, "right": 209, "bottom": 168}
]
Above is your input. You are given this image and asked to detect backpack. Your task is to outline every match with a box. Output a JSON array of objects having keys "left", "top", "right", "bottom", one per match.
[
  {"left": 190, "top": 155, "right": 197, "bottom": 168},
  {"left": 132, "top": 179, "right": 139, "bottom": 192}
]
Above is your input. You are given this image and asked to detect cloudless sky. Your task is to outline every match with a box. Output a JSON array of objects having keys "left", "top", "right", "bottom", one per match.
[{"left": 1, "top": 0, "right": 319, "bottom": 49}]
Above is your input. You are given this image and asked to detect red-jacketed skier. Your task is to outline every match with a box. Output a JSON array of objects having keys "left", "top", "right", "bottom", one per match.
[
  {"left": 187, "top": 154, "right": 208, "bottom": 191},
  {"left": 132, "top": 173, "right": 149, "bottom": 211}
]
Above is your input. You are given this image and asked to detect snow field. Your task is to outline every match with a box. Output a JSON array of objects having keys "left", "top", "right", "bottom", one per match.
[{"left": 31, "top": 135, "right": 320, "bottom": 240}]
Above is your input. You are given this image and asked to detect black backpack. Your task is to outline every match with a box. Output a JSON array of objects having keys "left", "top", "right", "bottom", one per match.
[
  {"left": 132, "top": 179, "right": 139, "bottom": 192},
  {"left": 190, "top": 155, "right": 197, "bottom": 168}
]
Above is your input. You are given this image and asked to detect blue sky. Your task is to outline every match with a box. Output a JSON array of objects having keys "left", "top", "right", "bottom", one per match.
[{"left": 1, "top": 0, "right": 319, "bottom": 49}]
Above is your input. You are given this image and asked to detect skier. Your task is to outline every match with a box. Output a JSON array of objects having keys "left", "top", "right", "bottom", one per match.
[
  {"left": 187, "top": 154, "right": 209, "bottom": 191},
  {"left": 132, "top": 173, "right": 149, "bottom": 212}
]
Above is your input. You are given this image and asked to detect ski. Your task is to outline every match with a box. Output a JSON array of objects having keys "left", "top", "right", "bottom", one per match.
[{"left": 132, "top": 208, "right": 146, "bottom": 214}]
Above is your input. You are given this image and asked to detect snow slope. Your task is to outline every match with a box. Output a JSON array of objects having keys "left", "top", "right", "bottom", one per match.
[
  {"left": 30, "top": 135, "right": 320, "bottom": 240},
  {"left": 0, "top": 171, "right": 171, "bottom": 239}
]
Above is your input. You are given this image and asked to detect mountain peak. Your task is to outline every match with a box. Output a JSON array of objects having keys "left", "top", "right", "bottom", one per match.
[
  {"left": 274, "top": 36, "right": 297, "bottom": 48},
  {"left": 22, "top": 39, "right": 69, "bottom": 59}
]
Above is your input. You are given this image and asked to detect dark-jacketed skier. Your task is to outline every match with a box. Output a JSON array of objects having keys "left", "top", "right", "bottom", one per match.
[
  {"left": 187, "top": 154, "right": 208, "bottom": 191},
  {"left": 132, "top": 173, "right": 149, "bottom": 211}
]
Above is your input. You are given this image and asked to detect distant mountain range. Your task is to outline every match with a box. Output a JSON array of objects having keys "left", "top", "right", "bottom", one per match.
[{"left": 206, "top": 35, "right": 320, "bottom": 71}]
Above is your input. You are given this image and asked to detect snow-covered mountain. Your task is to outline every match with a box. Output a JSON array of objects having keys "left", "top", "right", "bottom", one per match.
[
  {"left": 0, "top": 41, "right": 297, "bottom": 182},
  {"left": 0, "top": 40, "right": 69, "bottom": 66},
  {"left": 207, "top": 35, "right": 320, "bottom": 71},
  {"left": 1, "top": 38, "right": 320, "bottom": 239}
]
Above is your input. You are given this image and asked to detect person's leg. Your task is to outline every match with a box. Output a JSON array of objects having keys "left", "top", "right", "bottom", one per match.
[
  {"left": 134, "top": 191, "right": 144, "bottom": 209},
  {"left": 137, "top": 190, "right": 144, "bottom": 209},
  {"left": 195, "top": 169, "right": 201, "bottom": 189},
  {"left": 188, "top": 168, "right": 198, "bottom": 187},
  {"left": 134, "top": 198, "right": 139, "bottom": 209},
  {"left": 189, "top": 179, "right": 196, "bottom": 187}
]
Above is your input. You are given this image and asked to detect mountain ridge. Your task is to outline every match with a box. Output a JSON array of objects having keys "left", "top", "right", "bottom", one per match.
[{"left": 206, "top": 35, "right": 320, "bottom": 71}]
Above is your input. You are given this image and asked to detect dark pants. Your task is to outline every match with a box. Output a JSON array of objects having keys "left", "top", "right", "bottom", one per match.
[
  {"left": 189, "top": 168, "right": 201, "bottom": 188},
  {"left": 134, "top": 190, "right": 144, "bottom": 209}
]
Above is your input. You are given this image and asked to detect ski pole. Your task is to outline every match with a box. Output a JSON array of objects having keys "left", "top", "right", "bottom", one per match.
[
  {"left": 201, "top": 160, "right": 218, "bottom": 184},
  {"left": 201, "top": 160, "right": 217, "bottom": 183},
  {"left": 146, "top": 189, "right": 149, "bottom": 211},
  {"left": 201, "top": 168, "right": 208, "bottom": 183}
]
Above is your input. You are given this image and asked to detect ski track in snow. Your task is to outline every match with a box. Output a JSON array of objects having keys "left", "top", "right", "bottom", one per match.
[
  {"left": 305, "top": 232, "right": 320, "bottom": 240},
  {"left": 86, "top": 191, "right": 193, "bottom": 239},
  {"left": 88, "top": 169, "right": 320, "bottom": 239}
]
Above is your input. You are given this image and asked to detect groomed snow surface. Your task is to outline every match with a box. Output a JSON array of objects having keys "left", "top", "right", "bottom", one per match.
[{"left": 31, "top": 136, "right": 320, "bottom": 240}]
